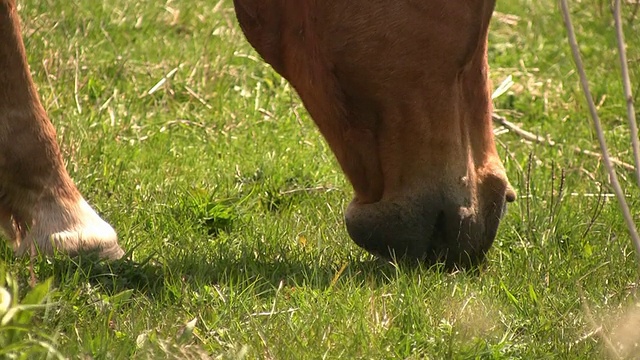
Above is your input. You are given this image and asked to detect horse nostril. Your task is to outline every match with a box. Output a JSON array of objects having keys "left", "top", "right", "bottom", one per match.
[{"left": 433, "top": 210, "right": 446, "bottom": 237}]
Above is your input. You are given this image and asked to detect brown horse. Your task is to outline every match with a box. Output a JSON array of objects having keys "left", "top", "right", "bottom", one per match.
[
  {"left": 1, "top": 0, "right": 514, "bottom": 267},
  {"left": 234, "top": 0, "right": 516, "bottom": 267}
]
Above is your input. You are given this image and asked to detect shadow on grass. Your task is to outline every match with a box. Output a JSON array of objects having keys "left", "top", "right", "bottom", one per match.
[
  {"left": 47, "top": 254, "right": 166, "bottom": 296},
  {"left": 2, "top": 240, "right": 476, "bottom": 301},
  {"left": 165, "top": 247, "right": 477, "bottom": 299},
  {"left": 44, "top": 249, "right": 462, "bottom": 298},
  {"left": 0, "top": 245, "right": 165, "bottom": 297},
  {"left": 38, "top": 255, "right": 374, "bottom": 301}
]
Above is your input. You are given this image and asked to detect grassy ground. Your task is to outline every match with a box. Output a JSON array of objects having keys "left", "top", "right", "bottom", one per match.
[{"left": 1, "top": 0, "right": 640, "bottom": 358}]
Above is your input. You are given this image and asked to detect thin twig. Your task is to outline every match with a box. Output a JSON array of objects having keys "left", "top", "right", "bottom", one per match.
[
  {"left": 492, "top": 113, "right": 636, "bottom": 171},
  {"left": 184, "top": 85, "right": 212, "bottom": 109},
  {"left": 560, "top": 0, "right": 640, "bottom": 265},
  {"left": 574, "top": 325, "right": 603, "bottom": 345},
  {"left": 279, "top": 186, "right": 337, "bottom": 196},
  {"left": 577, "top": 148, "right": 635, "bottom": 172},
  {"left": 249, "top": 308, "right": 298, "bottom": 317},
  {"left": 74, "top": 46, "right": 82, "bottom": 114},
  {"left": 41, "top": 59, "right": 60, "bottom": 109},
  {"left": 613, "top": 0, "right": 640, "bottom": 187},
  {"left": 144, "top": 66, "right": 181, "bottom": 96},
  {"left": 492, "top": 113, "right": 551, "bottom": 144}
]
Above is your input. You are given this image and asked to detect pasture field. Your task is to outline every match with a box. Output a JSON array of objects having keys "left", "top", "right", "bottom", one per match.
[{"left": 1, "top": 0, "right": 640, "bottom": 358}]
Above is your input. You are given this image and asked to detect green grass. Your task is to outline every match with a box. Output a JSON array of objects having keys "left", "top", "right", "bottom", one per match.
[{"left": 1, "top": 0, "right": 640, "bottom": 358}]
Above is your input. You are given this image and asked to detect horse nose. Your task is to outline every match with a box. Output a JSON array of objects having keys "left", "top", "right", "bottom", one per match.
[{"left": 344, "top": 183, "right": 511, "bottom": 268}]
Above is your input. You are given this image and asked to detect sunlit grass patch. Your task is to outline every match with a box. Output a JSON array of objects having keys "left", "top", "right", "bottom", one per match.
[{"left": 1, "top": 0, "right": 639, "bottom": 358}]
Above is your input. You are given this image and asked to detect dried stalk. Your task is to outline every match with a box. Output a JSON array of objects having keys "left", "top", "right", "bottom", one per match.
[
  {"left": 559, "top": 0, "right": 640, "bottom": 264},
  {"left": 492, "top": 113, "right": 636, "bottom": 171},
  {"left": 613, "top": 0, "right": 640, "bottom": 187}
]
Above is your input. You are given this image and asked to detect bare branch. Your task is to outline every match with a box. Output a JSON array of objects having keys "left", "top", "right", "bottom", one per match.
[
  {"left": 559, "top": 0, "right": 640, "bottom": 264},
  {"left": 492, "top": 114, "right": 553, "bottom": 144},
  {"left": 577, "top": 148, "right": 636, "bottom": 172},
  {"left": 613, "top": 0, "right": 640, "bottom": 187},
  {"left": 492, "top": 113, "right": 636, "bottom": 171}
]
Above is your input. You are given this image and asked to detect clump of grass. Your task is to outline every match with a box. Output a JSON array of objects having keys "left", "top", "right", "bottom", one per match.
[{"left": 0, "top": 266, "right": 61, "bottom": 358}]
